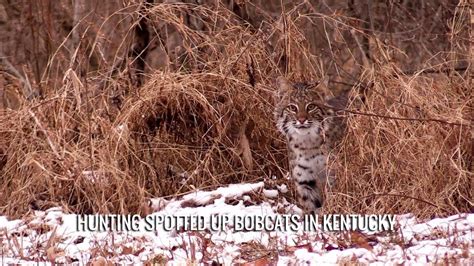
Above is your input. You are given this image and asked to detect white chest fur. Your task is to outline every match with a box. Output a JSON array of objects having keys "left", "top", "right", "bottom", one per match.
[{"left": 288, "top": 127, "right": 327, "bottom": 181}]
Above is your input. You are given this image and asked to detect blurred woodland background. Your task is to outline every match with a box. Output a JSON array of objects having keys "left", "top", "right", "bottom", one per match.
[{"left": 0, "top": 0, "right": 472, "bottom": 218}]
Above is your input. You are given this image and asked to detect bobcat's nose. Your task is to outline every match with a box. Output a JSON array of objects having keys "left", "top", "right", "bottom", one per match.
[{"left": 297, "top": 116, "right": 307, "bottom": 124}]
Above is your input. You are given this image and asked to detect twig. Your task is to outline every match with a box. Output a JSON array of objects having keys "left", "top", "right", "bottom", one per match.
[
  {"left": 318, "top": 102, "right": 471, "bottom": 127},
  {"left": 362, "top": 192, "right": 448, "bottom": 212},
  {"left": 342, "top": 108, "right": 469, "bottom": 127}
]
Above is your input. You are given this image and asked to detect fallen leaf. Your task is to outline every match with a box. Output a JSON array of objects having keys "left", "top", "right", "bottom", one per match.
[
  {"left": 90, "top": 256, "right": 113, "bottom": 266},
  {"left": 47, "top": 247, "right": 64, "bottom": 262},
  {"left": 121, "top": 246, "right": 133, "bottom": 255},
  {"left": 350, "top": 231, "right": 373, "bottom": 251},
  {"left": 242, "top": 256, "right": 270, "bottom": 266}
]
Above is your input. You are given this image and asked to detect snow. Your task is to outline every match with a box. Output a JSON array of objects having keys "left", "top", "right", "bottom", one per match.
[
  {"left": 277, "top": 184, "right": 288, "bottom": 193},
  {"left": 263, "top": 189, "right": 279, "bottom": 198},
  {"left": 0, "top": 182, "right": 473, "bottom": 264}
]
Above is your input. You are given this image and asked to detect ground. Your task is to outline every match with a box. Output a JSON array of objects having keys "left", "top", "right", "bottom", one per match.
[{"left": 1, "top": 182, "right": 473, "bottom": 265}]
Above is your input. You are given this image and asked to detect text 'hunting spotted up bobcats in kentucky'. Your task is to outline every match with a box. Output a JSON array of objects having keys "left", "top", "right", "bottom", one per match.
[{"left": 274, "top": 76, "right": 348, "bottom": 214}]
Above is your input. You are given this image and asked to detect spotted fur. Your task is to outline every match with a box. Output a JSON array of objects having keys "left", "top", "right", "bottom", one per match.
[{"left": 274, "top": 76, "right": 347, "bottom": 213}]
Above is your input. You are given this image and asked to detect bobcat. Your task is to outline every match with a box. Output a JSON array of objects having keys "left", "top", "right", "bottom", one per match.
[{"left": 274, "top": 76, "right": 347, "bottom": 213}]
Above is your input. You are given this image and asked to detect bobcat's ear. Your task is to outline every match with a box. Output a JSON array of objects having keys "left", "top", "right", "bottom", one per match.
[
  {"left": 309, "top": 76, "right": 329, "bottom": 89},
  {"left": 308, "top": 76, "right": 331, "bottom": 101},
  {"left": 276, "top": 76, "right": 292, "bottom": 91},
  {"left": 276, "top": 76, "right": 292, "bottom": 99}
]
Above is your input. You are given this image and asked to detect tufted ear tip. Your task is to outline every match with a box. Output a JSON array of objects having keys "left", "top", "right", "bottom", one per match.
[{"left": 308, "top": 76, "right": 329, "bottom": 90}]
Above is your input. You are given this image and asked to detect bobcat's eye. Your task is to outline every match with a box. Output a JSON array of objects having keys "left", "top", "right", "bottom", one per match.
[
  {"left": 287, "top": 104, "right": 298, "bottom": 113},
  {"left": 306, "top": 103, "right": 317, "bottom": 112}
]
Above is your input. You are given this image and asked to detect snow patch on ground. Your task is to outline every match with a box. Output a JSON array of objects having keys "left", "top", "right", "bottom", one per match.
[{"left": 1, "top": 182, "right": 472, "bottom": 265}]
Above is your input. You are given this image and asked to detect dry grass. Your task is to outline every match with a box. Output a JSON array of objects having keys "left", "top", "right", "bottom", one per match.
[
  {"left": 0, "top": 2, "right": 471, "bottom": 218},
  {"left": 326, "top": 70, "right": 472, "bottom": 218}
]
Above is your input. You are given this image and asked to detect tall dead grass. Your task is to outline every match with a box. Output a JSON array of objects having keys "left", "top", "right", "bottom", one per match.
[
  {"left": 326, "top": 70, "right": 472, "bottom": 218},
  {"left": 0, "top": 2, "right": 471, "bottom": 218}
]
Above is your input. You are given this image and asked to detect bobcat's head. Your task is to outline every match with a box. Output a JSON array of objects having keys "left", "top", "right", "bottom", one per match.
[{"left": 274, "top": 76, "right": 333, "bottom": 136}]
